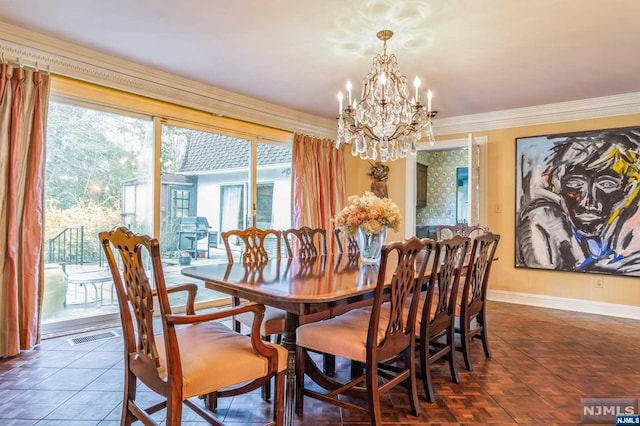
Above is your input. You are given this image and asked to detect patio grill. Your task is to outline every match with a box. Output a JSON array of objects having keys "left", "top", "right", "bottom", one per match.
[{"left": 176, "top": 216, "right": 211, "bottom": 257}]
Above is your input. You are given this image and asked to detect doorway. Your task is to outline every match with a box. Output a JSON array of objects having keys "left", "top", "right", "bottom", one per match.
[{"left": 404, "top": 135, "right": 487, "bottom": 239}]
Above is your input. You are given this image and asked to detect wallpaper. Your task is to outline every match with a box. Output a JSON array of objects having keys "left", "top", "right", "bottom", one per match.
[{"left": 416, "top": 148, "right": 468, "bottom": 225}]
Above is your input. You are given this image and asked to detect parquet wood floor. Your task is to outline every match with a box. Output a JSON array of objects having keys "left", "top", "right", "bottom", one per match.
[{"left": 1, "top": 301, "right": 639, "bottom": 425}]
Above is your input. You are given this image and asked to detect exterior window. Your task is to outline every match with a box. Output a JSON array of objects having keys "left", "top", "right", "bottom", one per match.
[
  {"left": 256, "top": 183, "right": 274, "bottom": 228},
  {"left": 43, "top": 100, "right": 153, "bottom": 333},
  {"left": 43, "top": 77, "right": 292, "bottom": 336},
  {"left": 172, "top": 190, "right": 191, "bottom": 218}
]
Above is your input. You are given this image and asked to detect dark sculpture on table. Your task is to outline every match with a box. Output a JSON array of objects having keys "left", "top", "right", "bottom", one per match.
[{"left": 368, "top": 161, "right": 389, "bottom": 198}]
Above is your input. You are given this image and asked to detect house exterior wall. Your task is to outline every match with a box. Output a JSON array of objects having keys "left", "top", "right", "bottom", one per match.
[{"left": 194, "top": 166, "right": 292, "bottom": 236}]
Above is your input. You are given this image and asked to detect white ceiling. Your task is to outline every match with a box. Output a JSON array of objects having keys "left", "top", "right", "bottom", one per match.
[{"left": 1, "top": 0, "right": 639, "bottom": 121}]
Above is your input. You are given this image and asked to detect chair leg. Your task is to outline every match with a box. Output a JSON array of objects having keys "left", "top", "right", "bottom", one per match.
[
  {"left": 448, "top": 326, "right": 459, "bottom": 384},
  {"left": 295, "top": 346, "right": 306, "bottom": 416},
  {"left": 204, "top": 391, "right": 218, "bottom": 411},
  {"left": 233, "top": 296, "right": 242, "bottom": 333},
  {"left": 323, "top": 353, "right": 336, "bottom": 376},
  {"left": 274, "top": 370, "right": 285, "bottom": 426},
  {"left": 365, "top": 362, "right": 383, "bottom": 426},
  {"left": 123, "top": 371, "right": 137, "bottom": 426},
  {"left": 350, "top": 360, "right": 364, "bottom": 379},
  {"left": 404, "top": 346, "right": 421, "bottom": 417},
  {"left": 166, "top": 393, "right": 183, "bottom": 425},
  {"left": 419, "top": 337, "right": 436, "bottom": 403},
  {"left": 460, "top": 322, "right": 473, "bottom": 372},
  {"left": 479, "top": 311, "right": 492, "bottom": 359},
  {"left": 261, "top": 336, "right": 272, "bottom": 402}
]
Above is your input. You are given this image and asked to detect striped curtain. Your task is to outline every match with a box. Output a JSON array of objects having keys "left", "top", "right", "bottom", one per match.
[
  {"left": 291, "top": 134, "right": 346, "bottom": 251},
  {"left": 0, "top": 63, "right": 51, "bottom": 357}
]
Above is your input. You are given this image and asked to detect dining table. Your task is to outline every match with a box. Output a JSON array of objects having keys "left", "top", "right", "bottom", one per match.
[{"left": 181, "top": 253, "right": 399, "bottom": 424}]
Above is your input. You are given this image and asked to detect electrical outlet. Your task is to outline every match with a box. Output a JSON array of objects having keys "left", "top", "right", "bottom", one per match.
[{"left": 595, "top": 278, "right": 604, "bottom": 288}]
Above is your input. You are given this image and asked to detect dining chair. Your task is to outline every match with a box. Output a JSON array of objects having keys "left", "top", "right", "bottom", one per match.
[
  {"left": 282, "top": 226, "right": 337, "bottom": 375},
  {"left": 221, "top": 226, "right": 282, "bottom": 264},
  {"left": 295, "top": 236, "right": 435, "bottom": 425},
  {"left": 457, "top": 232, "right": 500, "bottom": 371},
  {"left": 435, "top": 224, "right": 489, "bottom": 240},
  {"left": 283, "top": 226, "right": 326, "bottom": 258},
  {"left": 416, "top": 235, "right": 470, "bottom": 402},
  {"left": 221, "top": 226, "right": 285, "bottom": 401},
  {"left": 434, "top": 224, "right": 465, "bottom": 240},
  {"left": 334, "top": 227, "right": 359, "bottom": 255},
  {"left": 99, "top": 226, "right": 286, "bottom": 426},
  {"left": 463, "top": 225, "right": 489, "bottom": 239}
]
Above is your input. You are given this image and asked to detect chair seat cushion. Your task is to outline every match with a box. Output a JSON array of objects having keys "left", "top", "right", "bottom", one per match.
[
  {"left": 296, "top": 308, "right": 388, "bottom": 363},
  {"left": 235, "top": 305, "right": 286, "bottom": 336},
  {"left": 156, "top": 321, "right": 287, "bottom": 398}
]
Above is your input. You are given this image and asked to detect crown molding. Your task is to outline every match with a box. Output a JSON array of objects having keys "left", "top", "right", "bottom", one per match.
[
  {"left": 0, "top": 21, "right": 336, "bottom": 138},
  {"left": 434, "top": 92, "right": 640, "bottom": 136}
]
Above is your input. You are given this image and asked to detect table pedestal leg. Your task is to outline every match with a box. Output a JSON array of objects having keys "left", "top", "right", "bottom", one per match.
[{"left": 282, "top": 312, "right": 299, "bottom": 426}]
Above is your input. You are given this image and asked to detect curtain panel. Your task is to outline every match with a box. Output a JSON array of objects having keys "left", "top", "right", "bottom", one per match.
[
  {"left": 0, "top": 63, "right": 50, "bottom": 357},
  {"left": 291, "top": 134, "right": 346, "bottom": 251}
]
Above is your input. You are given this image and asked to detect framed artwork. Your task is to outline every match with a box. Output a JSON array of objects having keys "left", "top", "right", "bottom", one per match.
[{"left": 515, "top": 126, "right": 640, "bottom": 277}]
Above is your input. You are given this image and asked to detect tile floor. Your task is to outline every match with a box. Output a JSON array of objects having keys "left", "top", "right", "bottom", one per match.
[{"left": 2, "top": 301, "right": 640, "bottom": 425}]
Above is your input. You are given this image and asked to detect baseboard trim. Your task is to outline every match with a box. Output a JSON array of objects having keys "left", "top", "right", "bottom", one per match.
[{"left": 487, "top": 289, "right": 640, "bottom": 320}]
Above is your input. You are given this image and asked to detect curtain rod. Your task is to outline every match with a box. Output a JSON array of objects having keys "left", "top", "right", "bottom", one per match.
[{"left": 1, "top": 52, "right": 50, "bottom": 74}]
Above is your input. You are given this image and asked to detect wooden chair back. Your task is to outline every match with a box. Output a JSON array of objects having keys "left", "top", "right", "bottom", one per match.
[
  {"left": 334, "top": 227, "right": 359, "bottom": 255},
  {"left": 464, "top": 225, "right": 490, "bottom": 239},
  {"left": 458, "top": 232, "right": 500, "bottom": 371},
  {"left": 461, "top": 232, "right": 500, "bottom": 317},
  {"left": 100, "top": 226, "right": 286, "bottom": 425},
  {"left": 221, "top": 226, "right": 281, "bottom": 264},
  {"left": 424, "top": 235, "right": 470, "bottom": 335},
  {"left": 99, "top": 227, "right": 189, "bottom": 422},
  {"left": 100, "top": 227, "right": 177, "bottom": 388},
  {"left": 283, "top": 226, "right": 326, "bottom": 258},
  {"left": 294, "top": 236, "right": 436, "bottom": 424},
  {"left": 418, "top": 234, "right": 470, "bottom": 402},
  {"left": 372, "top": 237, "right": 436, "bottom": 360},
  {"left": 435, "top": 224, "right": 465, "bottom": 240},
  {"left": 435, "top": 224, "right": 489, "bottom": 240}
]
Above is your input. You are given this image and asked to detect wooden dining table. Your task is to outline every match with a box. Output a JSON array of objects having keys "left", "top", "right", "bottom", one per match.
[{"left": 181, "top": 253, "right": 399, "bottom": 423}]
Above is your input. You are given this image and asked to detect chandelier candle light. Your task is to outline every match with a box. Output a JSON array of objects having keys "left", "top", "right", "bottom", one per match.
[{"left": 336, "top": 30, "right": 437, "bottom": 162}]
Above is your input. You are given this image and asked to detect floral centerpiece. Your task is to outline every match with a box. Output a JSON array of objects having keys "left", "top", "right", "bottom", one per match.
[{"left": 334, "top": 192, "right": 402, "bottom": 263}]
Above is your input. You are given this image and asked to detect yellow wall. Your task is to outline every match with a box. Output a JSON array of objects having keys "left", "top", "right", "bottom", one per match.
[{"left": 349, "top": 113, "right": 640, "bottom": 308}]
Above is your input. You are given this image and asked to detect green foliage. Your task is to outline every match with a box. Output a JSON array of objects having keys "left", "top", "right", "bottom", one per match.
[
  {"left": 45, "top": 199, "right": 122, "bottom": 262},
  {"left": 45, "top": 101, "right": 152, "bottom": 262},
  {"left": 161, "top": 125, "right": 189, "bottom": 173},
  {"left": 45, "top": 102, "right": 150, "bottom": 210}
]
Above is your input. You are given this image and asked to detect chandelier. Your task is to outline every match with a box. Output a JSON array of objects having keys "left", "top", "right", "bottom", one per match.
[{"left": 335, "top": 30, "right": 437, "bottom": 162}]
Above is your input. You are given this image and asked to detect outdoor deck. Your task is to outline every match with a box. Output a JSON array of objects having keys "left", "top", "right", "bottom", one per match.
[{"left": 41, "top": 247, "right": 232, "bottom": 335}]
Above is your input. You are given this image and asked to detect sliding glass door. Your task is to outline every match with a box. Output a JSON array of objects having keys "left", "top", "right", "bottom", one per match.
[
  {"left": 158, "top": 124, "right": 291, "bottom": 292},
  {"left": 43, "top": 101, "right": 153, "bottom": 334},
  {"left": 43, "top": 77, "right": 294, "bottom": 336}
]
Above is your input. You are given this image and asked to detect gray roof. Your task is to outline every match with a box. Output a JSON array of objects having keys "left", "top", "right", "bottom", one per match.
[{"left": 180, "top": 131, "right": 291, "bottom": 172}]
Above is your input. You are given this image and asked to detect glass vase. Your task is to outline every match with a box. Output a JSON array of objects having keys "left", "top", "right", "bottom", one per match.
[{"left": 357, "top": 226, "right": 387, "bottom": 264}]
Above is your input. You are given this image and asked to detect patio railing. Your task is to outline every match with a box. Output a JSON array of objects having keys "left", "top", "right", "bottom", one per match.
[{"left": 47, "top": 226, "right": 85, "bottom": 266}]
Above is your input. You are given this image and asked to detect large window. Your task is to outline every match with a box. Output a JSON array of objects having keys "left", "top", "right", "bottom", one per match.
[
  {"left": 42, "top": 77, "right": 293, "bottom": 335},
  {"left": 159, "top": 124, "right": 292, "bottom": 264},
  {"left": 172, "top": 190, "right": 191, "bottom": 218},
  {"left": 43, "top": 101, "right": 153, "bottom": 333}
]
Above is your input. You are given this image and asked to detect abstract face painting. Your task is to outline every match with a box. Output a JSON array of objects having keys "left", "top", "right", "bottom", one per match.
[{"left": 516, "top": 127, "right": 640, "bottom": 276}]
